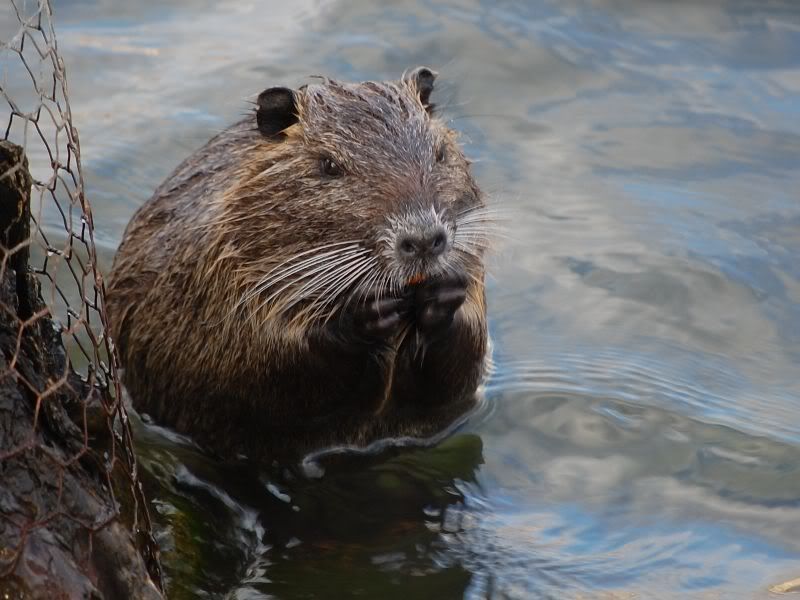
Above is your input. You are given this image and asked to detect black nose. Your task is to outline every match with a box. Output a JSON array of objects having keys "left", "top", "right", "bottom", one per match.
[{"left": 397, "top": 228, "right": 448, "bottom": 259}]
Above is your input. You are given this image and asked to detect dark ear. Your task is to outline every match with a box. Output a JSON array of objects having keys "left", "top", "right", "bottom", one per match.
[
  {"left": 256, "top": 87, "right": 298, "bottom": 137},
  {"left": 404, "top": 66, "right": 437, "bottom": 113}
]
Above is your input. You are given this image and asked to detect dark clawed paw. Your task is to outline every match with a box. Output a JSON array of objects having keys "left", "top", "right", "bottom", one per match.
[
  {"left": 338, "top": 293, "right": 409, "bottom": 343},
  {"left": 413, "top": 273, "right": 468, "bottom": 337}
]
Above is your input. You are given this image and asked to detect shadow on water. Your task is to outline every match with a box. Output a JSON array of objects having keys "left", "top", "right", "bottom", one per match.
[{"left": 134, "top": 415, "right": 484, "bottom": 599}]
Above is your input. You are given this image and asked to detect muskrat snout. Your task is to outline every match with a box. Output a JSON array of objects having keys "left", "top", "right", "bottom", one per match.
[
  {"left": 388, "top": 206, "right": 452, "bottom": 275},
  {"left": 396, "top": 226, "right": 448, "bottom": 261}
]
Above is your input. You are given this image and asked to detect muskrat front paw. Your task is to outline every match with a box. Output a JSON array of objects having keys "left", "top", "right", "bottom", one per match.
[
  {"left": 413, "top": 274, "right": 467, "bottom": 338},
  {"left": 337, "top": 294, "right": 409, "bottom": 343}
]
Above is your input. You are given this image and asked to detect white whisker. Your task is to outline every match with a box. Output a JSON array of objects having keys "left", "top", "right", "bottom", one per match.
[
  {"left": 278, "top": 250, "right": 371, "bottom": 309},
  {"left": 313, "top": 258, "right": 378, "bottom": 323},
  {"left": 243, "top": 251, "right": 365, "bottom": 311},
  {"left": 246, "top": 245, "right": 364, "bottom": 300}
]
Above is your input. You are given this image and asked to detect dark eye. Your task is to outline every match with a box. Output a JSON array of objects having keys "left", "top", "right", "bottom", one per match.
[
  {"left": 435, "top": 144, "right": 446, "bottom": 163},
  {"left": 320, "top": 156, "right": 343, "bottom": 177}
]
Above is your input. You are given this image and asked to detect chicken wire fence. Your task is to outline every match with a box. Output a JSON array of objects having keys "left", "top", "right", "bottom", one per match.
[{"left": 0, "top": 0, "right": 161, "bottom": 591}]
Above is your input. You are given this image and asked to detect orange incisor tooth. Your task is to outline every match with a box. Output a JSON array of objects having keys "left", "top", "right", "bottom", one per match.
[{"left": 406, "top": 273, "right": 426, "bottom": 286}]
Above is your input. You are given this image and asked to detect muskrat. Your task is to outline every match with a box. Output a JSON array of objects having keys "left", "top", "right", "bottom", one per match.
[{"left": 106, "top": 67, "right": 491, "bottom": 460}]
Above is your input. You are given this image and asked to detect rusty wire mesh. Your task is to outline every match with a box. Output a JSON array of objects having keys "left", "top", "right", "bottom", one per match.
[{"left": 0, "top": 0, "right": 161, "bottom": 593}]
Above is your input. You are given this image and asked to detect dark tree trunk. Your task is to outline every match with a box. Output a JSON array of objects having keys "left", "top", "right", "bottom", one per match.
[{"left": 0, "top": 141, "right": 163, "bottom": 599}]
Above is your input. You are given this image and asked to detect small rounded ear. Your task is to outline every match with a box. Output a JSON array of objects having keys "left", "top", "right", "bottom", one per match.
[
  {"left": 256, "top": 87, "right": 298, "bottom": 137},
  {"left": 404, "top": 66, "right": 438, "bottom": 113}
]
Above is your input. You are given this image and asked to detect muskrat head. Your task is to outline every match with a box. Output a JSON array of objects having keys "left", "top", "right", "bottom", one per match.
[{"left": 225, "top": 67, "right": 491, "bottom": 325}]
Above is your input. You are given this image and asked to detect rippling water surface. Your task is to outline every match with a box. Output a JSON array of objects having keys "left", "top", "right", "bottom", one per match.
[{"left": 18, "top": 0, "right": 800, "bottom": 597}]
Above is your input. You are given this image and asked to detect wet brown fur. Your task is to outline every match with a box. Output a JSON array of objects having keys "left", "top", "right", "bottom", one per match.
[{"left": 106, "top": 69, "right": 489, "bottom": 460}]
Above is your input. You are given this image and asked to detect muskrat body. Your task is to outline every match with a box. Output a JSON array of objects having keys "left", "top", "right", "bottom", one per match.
[{"left": 106, "top": 68, "right": 491, "bottom": 460}]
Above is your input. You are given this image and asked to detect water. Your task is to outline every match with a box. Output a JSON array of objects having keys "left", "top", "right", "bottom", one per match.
[{"left": 21, "top": 0, "right": 800, "bottom": 597}]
